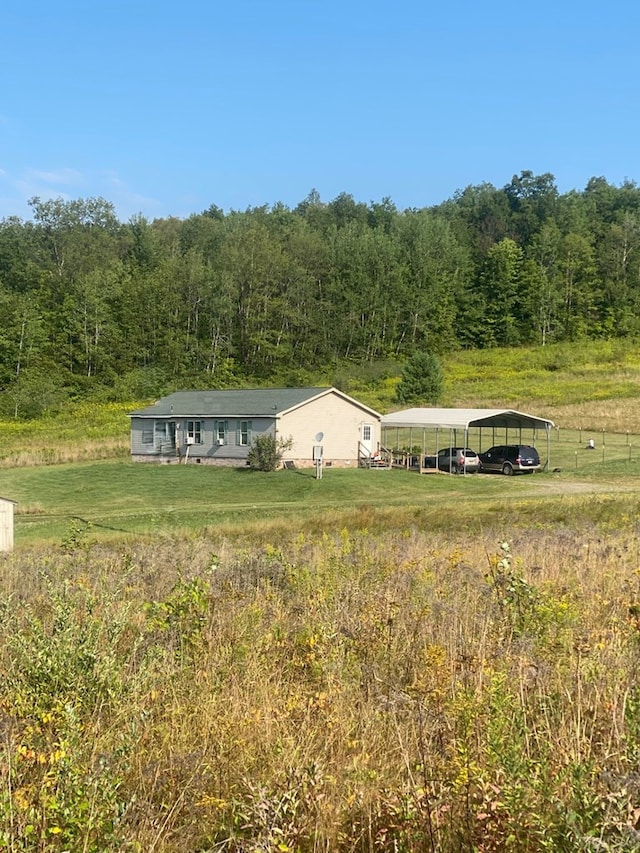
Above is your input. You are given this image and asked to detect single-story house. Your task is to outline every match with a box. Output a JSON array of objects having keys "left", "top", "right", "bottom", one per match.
[{"left": 129, "top": 387, "right": 382, "bottom": 467}]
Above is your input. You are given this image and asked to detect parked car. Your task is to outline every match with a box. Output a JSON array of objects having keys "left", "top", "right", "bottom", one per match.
[
  {"left": 478, "top": 444, "right": 540, "bottom": 475},
  {"left": 436, "top": 447, "right": 481, "bottom": 474}
]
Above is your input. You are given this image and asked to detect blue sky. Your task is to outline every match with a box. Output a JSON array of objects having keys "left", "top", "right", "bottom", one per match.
[{"left": 2, "top": 0, "right": 638, "bottom": 222}]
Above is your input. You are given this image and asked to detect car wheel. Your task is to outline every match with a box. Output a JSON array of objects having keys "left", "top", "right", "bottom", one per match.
[{"left": 501, "top": 463, "right": 513, "bottom": 476}]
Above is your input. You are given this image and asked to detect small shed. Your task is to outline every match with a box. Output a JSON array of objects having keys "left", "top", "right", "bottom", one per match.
[
  {"left": 381, "top": 407, "right": 555, "bottom": 471},
  {"left": 0, "top": 497, "right": 17, "bottom": 552}
]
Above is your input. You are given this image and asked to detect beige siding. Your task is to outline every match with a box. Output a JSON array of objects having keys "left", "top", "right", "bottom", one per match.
[{"left": 278, "top": 391, "right": 380, "bottom": 464}]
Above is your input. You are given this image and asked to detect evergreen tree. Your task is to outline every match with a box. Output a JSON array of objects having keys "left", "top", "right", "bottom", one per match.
[{"left": 395, "top": 351, "right": 444, "bottom": 405}]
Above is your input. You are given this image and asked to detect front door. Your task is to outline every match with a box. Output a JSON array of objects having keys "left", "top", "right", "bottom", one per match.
[
  {"left": 361, "top": 423, "right": 374, "bottom": 456},
  {"left": 155, "top": 420, "right": 176, "bottom": 452}
]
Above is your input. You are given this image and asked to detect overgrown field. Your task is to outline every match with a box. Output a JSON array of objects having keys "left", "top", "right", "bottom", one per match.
[{"left": 3, "top": 526, "right": 640, "bottom": 851}]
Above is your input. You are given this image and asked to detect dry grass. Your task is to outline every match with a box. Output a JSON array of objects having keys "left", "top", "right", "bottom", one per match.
[
  {"left": 0, "top": 436, "right": 129, "bottom": 469},
  {"left": 3, "top": 525, "right": 640, "bottom": 851},
  {"left": 542, "top": 397, "right": 640, "bottom": 434}
]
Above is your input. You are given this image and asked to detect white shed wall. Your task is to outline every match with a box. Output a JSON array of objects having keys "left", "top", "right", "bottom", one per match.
[{"left": 0, "top": 499, "right": 15, "bottom": 552}]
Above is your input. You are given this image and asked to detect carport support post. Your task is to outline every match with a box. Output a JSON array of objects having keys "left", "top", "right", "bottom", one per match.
[
  {"left": 464, "top": 427, "right": 469, "bottom": 472},
  {"left": 450, "top": 429, "right": 455, "bottom": 472}
]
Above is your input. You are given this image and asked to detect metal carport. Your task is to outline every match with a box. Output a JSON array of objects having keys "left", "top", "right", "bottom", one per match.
[{"left": 380, "top": 408, "right": 555, "bottom": 472}]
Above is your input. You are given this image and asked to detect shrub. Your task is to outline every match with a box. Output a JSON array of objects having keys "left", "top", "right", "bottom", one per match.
[{"left": 247, "top": 433, "right": 294, "bottom": 471}]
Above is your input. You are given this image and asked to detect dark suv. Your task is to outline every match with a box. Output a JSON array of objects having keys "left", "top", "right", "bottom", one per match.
[{"left": 478, "top": 444, "right": 540, "bottom": 475}]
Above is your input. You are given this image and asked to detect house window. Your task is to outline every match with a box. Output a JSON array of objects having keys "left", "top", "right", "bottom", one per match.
[
  {"left": 362, "top": 424, "right": 372, "bottom": 442},
  {"left": 142, "top": 429, "right": 154, "bottom": 445},
  {"left": 214, "top": 420, "right": 228, "bottom": 445},
  {"left": 238, "top": 420, "right": 252, "bottom": 446},
  {"left": 186, "top": 420, "right": 203, "bottom": 444}
]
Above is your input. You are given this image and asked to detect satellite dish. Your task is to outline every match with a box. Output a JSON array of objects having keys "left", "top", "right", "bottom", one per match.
[{"left": 315, "top": 431, "right": 324, "bottom": 442}]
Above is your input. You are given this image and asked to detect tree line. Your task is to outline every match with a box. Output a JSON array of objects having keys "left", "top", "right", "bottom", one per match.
[{"left": 1, "top": 170, "right": 640, "bottom": 417}]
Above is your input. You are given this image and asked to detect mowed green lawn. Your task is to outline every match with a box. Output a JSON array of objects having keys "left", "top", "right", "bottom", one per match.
[
  {"left": 3, "top": 461, "right": 502, "bottom": 543},
  {"left": 5, "top": 456, "right": 640, "bottom": 546}
]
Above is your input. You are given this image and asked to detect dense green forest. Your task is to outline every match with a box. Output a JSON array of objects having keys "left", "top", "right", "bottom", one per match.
[{"left": 2, "top": 170, "right": 640, "bottom": 418}]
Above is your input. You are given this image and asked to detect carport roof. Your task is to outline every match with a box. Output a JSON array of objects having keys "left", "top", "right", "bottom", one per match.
[{"left": 381, "top": 407, "right": 554, "bottom": 431}]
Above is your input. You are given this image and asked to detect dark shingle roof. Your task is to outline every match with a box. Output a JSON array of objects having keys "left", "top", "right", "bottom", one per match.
[{"left": 129, "top": 387, "right": 333, "bottom": 418}]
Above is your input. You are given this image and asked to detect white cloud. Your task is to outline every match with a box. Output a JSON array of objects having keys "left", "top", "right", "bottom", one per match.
[
  {"left": 0, "top": 165, "right": 181, "bottom": 222},
  {"left": 0, "top": 167, "right": 87, "bottom": 219},
  {"left": 103, "top": 172, "right": 166, "bottom": 220},
  {"left": 24, "top": 167, "right": 84, "bottom": 188}
]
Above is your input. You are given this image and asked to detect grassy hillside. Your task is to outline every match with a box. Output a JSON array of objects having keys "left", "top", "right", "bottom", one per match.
[
  {"left": 0, "top": 401, "right": 133, "bottom": 468},
  {"left": 3, "top": 340, "right": 640, "bottom": 471},
  {"left": 356, "top": 339, "right": 640, "bottom": 431}
]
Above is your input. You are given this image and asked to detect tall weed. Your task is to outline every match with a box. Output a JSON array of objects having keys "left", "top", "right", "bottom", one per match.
[{"left": 2, "top": 527, "right": 640, "bottom": 850}]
